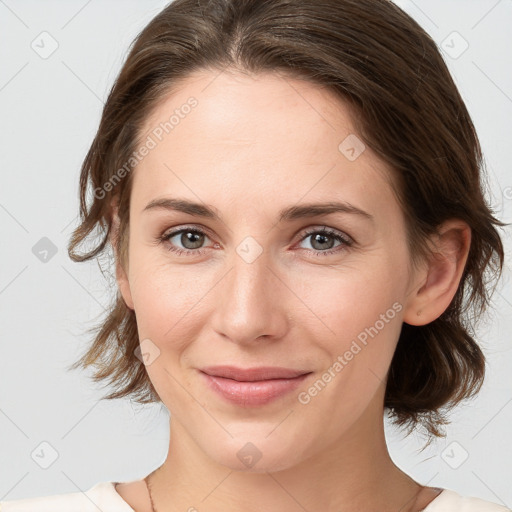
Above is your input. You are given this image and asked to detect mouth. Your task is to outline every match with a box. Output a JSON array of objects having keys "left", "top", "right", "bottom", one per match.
[
  {"left": 200, "top": 365, "right": 311, "bottom": 381},
  {"left": 198, "top": 366, "right": 313, "bottom": 406}
]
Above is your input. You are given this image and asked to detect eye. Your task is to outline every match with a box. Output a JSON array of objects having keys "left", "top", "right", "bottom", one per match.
[
  {"left": 158, "top": 226, "right": 214, "bottom": 256},
  {"left": 157, "top": 225, "right": 353, "bottom": 257},
  {"left": 296, "top": 226, "right": 353, "bottom": 256}
]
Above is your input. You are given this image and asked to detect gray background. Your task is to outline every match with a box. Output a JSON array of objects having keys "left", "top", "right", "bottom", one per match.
[{"left": 1, "top": 0, "right": 511, "bottom": 506}]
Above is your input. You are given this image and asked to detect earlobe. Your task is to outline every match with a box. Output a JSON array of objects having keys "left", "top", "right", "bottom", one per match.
[
  {"left": 116, "top": 258, "right": 134, "bottom": 311},
  {"left": 402, "top": 219, "right": 471, "bottom": 326},
  {"left": 110, "top": 201, "right": 135, "bottom": 311}
]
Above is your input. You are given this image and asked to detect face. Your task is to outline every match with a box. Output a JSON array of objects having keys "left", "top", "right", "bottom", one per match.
[{"left": 116, "top": 69, "right": 420, "bottom": 472}]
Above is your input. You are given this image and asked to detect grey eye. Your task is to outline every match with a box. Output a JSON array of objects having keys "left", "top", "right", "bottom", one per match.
[{"left": 165, "top": 229, "right": 210, "bottom": 250}]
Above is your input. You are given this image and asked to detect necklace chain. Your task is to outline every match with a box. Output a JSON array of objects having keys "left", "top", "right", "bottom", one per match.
[
  {"left": 143, "top": 467, "right": 432, "bottom": 512},
  {"left": 144, "top": 468, "right": 159, "bottom": 512}
]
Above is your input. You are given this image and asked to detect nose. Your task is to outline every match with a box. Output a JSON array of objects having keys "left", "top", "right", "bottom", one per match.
[{"left": 209, "top": 249, "right": 290, "bottom": 345}]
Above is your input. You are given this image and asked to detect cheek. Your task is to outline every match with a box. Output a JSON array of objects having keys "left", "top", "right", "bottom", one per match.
[
  {"left": 298, "top": 257, "right": 406, "bottom": 391},
  {"left": 127, "top": 251, "right": 217, "bottom": 348},
  {"left": 302, "top": 265, "right": 403, "bottom": 340},
  {"left": 127, "top": 259, "right": 210, "bottom": 406},
  {"left": 297, "top": 268, "right": 405, "bottom": 419}
]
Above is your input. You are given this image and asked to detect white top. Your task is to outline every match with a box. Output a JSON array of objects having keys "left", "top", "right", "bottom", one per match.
[{"left": 0, "top": 481, "right": 510, "bottom": 511}]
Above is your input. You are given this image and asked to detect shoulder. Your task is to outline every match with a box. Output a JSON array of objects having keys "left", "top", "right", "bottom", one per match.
[
  {"left": 427, "top": 489, "right": 511, "bottom": 512},
  {"left": 0, "top": 481, "right": 135, "bottom": 512}
]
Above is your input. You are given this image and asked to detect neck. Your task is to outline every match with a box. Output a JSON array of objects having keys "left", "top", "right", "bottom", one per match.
[{"left": 147, "top": 390, "right": 425, "bottom": 512}]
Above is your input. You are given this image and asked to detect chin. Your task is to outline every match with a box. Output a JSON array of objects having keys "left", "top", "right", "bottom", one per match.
[{"left": 203, "top": 428, "right": 310, "bottom": 474}]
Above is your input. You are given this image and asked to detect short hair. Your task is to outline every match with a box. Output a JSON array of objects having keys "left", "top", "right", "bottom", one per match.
[{"left": 67, "top": 0, "right": 507, "bottom": 445}]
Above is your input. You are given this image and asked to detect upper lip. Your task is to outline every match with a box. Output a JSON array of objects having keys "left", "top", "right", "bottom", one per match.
[{"left": 200, "top": 365, "right": 311, "bottom": 381}]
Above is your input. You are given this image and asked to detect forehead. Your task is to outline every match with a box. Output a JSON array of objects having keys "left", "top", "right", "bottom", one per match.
[
  {"left": 131, "top": 69, "right": 397, "bottom": 221},
  {"left": 139, "top": 68, "right": 362, "bottom": 158}
]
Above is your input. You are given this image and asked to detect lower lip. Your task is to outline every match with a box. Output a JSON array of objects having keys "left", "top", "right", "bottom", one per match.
[{"left": 200, "top": 371, "right": 311, "bottom": 406}]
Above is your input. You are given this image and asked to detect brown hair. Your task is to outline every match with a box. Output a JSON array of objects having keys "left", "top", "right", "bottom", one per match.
[{"left": 67, "top": 0, "right": 507, "bottom": 444}]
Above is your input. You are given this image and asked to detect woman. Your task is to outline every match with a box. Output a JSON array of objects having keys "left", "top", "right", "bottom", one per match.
[{"left": 1, "top": 0, "right": 509, "bottom": 511}]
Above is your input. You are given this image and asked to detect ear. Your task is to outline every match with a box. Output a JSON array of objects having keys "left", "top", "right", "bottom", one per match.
[
  {"left": 110, "top": 199, "right": 134, "bottom": 311},
  {"left": 402, "top": 219, "right": 471, "bottom": 326}
]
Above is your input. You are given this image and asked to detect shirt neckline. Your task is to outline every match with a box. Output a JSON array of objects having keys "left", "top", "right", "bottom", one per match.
[
  {"left": 418, "top": 488, "right": 453, "bottom": 511},
  {"left": 106, "top": 481, "right": 449, "bottom": 511},
  {"left": 99, "top": 481, "right": 137, "bottom": 511}
]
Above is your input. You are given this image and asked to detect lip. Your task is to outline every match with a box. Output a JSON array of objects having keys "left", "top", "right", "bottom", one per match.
[
  {"left": 199, "top": 366, "right": 312, "bottom": 406},
  {"left": 200, "top": 365, "right": 310, "bottom": 381}
]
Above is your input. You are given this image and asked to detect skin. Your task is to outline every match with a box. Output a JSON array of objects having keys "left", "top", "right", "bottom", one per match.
[{"left": 111, "top": 68, "right": 471, "bottom": 512}]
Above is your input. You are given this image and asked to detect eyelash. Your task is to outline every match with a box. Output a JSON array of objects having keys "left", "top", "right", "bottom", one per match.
[{"left": 157, "top": 225, "right": 354, "bottom": 257}]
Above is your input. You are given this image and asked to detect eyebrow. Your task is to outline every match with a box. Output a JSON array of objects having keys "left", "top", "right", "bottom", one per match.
[{"left": 142, "top": 197, "right": 374, "bottom": 223}]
